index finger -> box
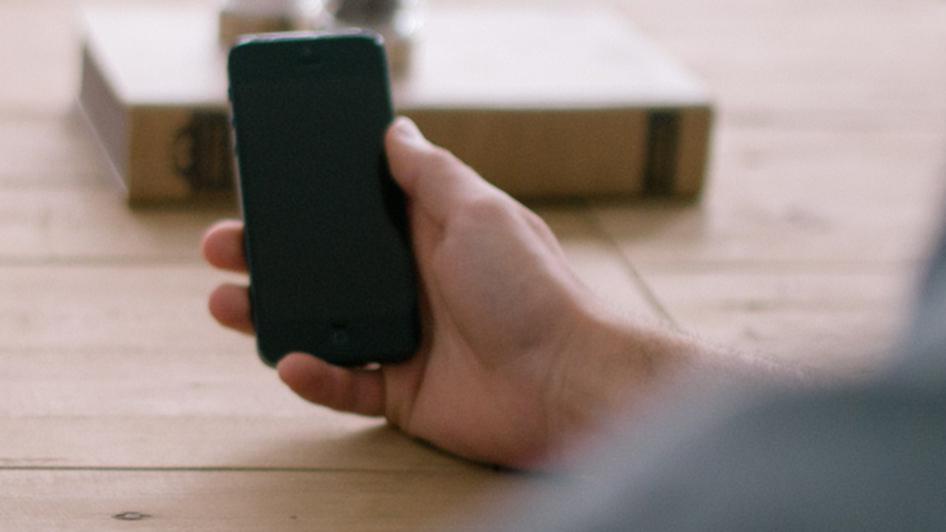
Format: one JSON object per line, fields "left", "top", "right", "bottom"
{"left": 201, "top": 219, "right": 248, "bottom": 273}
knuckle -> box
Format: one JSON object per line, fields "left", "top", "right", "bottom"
{"left": 425, "top": 146, "right": 459, "bottom": 172}
{"left": 526, "top": 210, "right": 558, "bottom": 242}
{"left": 521, "top": 208, "right": 547, "bottom": 230}
{"left": 456, "top": 194, "right": 512, "bottom": 227}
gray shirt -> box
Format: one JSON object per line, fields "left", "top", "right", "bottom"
{"left": 490, "top": 228, "right": 946, "bottom": 531}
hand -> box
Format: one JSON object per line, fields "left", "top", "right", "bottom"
{"left": 203, "top": 118, "right": 667, "bottom": 468}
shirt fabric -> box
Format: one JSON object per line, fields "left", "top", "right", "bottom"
{"left": 488, "top": 226, "right": 946, "bottom": 531}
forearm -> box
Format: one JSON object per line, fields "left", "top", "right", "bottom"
{"left": 548, "top": 303, "right": 809, "bottom": 454}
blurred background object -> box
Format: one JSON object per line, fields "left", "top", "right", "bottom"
{"left": 78, "top": 1, "right": 712, "bottom": 203}
{"left": 327, "top": 0, "right": 421, "bottom": 77}
{"left": 218, "top": 0, "right": 419, "bottom": 77}
{"left": 218, "top": 0, "right": 297, "bottom": 45}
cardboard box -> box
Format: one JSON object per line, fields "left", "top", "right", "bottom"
{"left": 78, "top": 3, "right": 713, "bottom": 203}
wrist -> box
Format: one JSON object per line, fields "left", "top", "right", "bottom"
{"left": 545, "top": 302, "right": 691, "bottom": 454}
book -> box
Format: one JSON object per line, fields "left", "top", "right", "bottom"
{"left": 77, "top": 3, "right": 713, "bottom": 204}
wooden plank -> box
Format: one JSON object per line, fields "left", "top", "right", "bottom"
{"left": 0, "top": 469, "right": 529, "bottom": 531}
{"left": 590, "top": 121, "right": 946, "bottom": 270}
{"left": 0, "top": 347, "right": 321, "bottom": 419}
{"left": 619, "top": 0, "right": 946, "bottom": 114}
{"left": 0, "top": 111, "right": 107, "bottom": 185}
{"left": 530, "top": 204, "right": 664, "bottom": 321}
{"left": 0, "top": 265, "right": 243, "bottom": 352}
{"left": 0, "top": 224, "right": 656, "bottom": 368}
{"left": 0, "top": 416, "right": 473, "bottom": 472}
{"left": 0, "top": 1, "right": 79, "bottom": 114}
{"left": 0, "top": 238, "right": 655, "bottom": 469}
{"left": 0, "top": 262, "right": 472, "bottom": 471}
{"left": 0, "top": 188, "right": 236, "bottom": 262}
{"left": 0, "top": 249, "right": 654, "bottom": 352}
{"left": 643, "top": 271, "right": 914, "bottom": 374}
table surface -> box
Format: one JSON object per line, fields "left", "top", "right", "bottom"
{"left": 2, "top": 0, "right": 945, "bottom": 529}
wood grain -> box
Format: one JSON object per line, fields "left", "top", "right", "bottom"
{"left": 3, "top": 0, "right": 946, "bottom": 529}
{"left": 531, "top": 204, "right": 665, "bottom": 322}
{"left": 0, "top": 227, "right": 657, "bottom": 469}
{"left": 0, "top": 258, "right": 652, "bottom": 361}
{"left": 591, "top": 120, "right": 946, "bottom": 270}
{"left": 644, "top": 271, "right": 914, "bottom": 374}
{"left": 0, "top": 469, "right": 529, "bottom": 532}
{"left": 0, "top": 416, "right": 474, "bottom": 471}
{"left": 619, "top": 0, "right": 946, "bottom": 114}
{"left": 0, "top": 1, "right": 79, "bottom": 114}
{"left": 0, "top": 111, "right": 106, "bottom": 185}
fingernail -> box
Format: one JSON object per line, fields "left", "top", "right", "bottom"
{"left": 392, "top": 117, "right": 424, "bottom": 141}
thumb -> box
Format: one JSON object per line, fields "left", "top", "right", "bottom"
{"left": 385, "top": 117, "right": 496, "bottom": 223}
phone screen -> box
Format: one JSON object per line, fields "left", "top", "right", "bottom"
{"left": 230, "top": 36, "right": 417, "bottom": 365}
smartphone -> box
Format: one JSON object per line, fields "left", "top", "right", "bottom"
{"left": 227, "top": 32, "right": 419, "bottom": 367}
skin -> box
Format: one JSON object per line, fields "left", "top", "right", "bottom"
{"left": 202, "top": 118, "right": 766, "bottom": 469}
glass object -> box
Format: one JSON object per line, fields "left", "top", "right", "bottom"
{"left": 218, "top": 0, "right": 419, "bottom": 76}
{"left": 326, "top": 0, "right": 422, "bottom": 78}
{"left": 219, "top": 0, "right": 298, "bottom": 45}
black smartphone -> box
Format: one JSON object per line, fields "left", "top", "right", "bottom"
{"left": 227, "top": 32, "right": 419, "bottom": 367}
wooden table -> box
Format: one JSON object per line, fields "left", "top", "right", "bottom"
{"left": 2, "top": 0, "right": 945, "bottom": 529}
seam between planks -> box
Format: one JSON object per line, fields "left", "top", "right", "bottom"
{"left": 578, "top": 200, "right": 683, "bottom": 332}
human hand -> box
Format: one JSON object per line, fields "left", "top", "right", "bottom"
{"left": 202, "top": 118, "right": 664, "bottom": 468}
